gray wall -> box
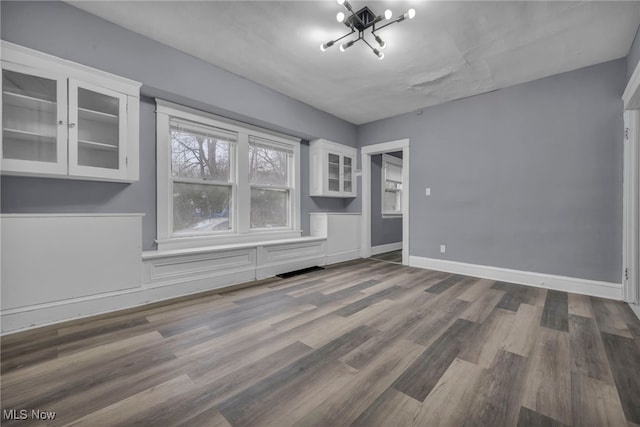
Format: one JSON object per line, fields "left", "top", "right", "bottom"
{"left": 371, "top": 153, "right": 403, "bottom": 247}
{"left": 628, "top": 25, "right": 640, "bottom": 81}
{"left": 359, "top": 59, "right": 626, "bottom": 283}
{"left": 0, "top": 1, "right": 356, "bottom": 250}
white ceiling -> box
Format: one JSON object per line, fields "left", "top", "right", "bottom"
{"left": 68, "top": 1, "right": 640, "bottom": 125}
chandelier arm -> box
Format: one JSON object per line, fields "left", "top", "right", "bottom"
{"left": 324, "top": 28, "right": 356, "bottom": 48}
{"left": 361, "top": 37, "right": 376, "bottom": 53}
{"left": 372, "top": 16, "right": 405, "bottom": 33}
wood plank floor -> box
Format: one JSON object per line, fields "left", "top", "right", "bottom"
{"left": 2, "top": 259, "right": 639, "bottom": 426}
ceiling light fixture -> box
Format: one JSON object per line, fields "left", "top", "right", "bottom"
{"left": 320, "top": 0, "right": 416, "bottom": 59}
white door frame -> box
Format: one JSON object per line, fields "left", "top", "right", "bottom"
{"left": 622, "top": 65, "right": 640, "bottom": 305}
{"left": 360, "top": 139, "right": 410, "bottom": 265}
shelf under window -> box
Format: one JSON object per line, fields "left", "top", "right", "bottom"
{"left": 78, "top": 139, "right": 119, "bottom": 151}
{"left": 3, "top": 90, "right": 57, "bottom": 113}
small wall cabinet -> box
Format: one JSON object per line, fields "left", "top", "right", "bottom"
{"left": 309, "top": 139, "right": 357, "bottom": 197}
{"left": 1, "top": 41, "right": 141, "bottom": 182}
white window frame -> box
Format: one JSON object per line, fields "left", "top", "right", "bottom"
{"left": 381, "top": 153, "right": 403, "bottom": 217}
{"left": 248, "top": 136, "right": 295, "bottom": 230}
{"left": 155, "top": 99, "right": 301, "bottom": 251}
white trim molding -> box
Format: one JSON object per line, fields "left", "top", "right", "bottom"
{"left": 361, "top": 139, "right": 410, "bottom": 266}
{"left": 622, "top": 60, "right": 640, "bottom": 307}
{"left": 409, "top": 256, "right": 623, "bottom": 300}
{"left": 371, "top": 242, "right": 403, "bottom": 256}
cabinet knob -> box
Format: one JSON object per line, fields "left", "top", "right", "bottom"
{"left": 58, "top": 120, "right": 64, "bottom": 125}
{"left": 68, "top": 123, "right": 76, "bottom": 128}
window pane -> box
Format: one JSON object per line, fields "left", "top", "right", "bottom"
{"left": 171, "top": 124, "right": 232, "bottom": 182}
{"left": 386, "top": 162, "right": 402, "bottom": 182}
{"left": 384, "top": 189, "right": 401, "bottom": 213}
{"left": 248, "top": 142, "right": 289, "bottom": 186}
{"left": 251, "top": 188, "right": 288, "bottom": 228}
{"left": 173, "top": 182, "right": 231, "bottom": 234}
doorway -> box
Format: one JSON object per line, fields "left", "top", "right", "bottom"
{"left": 360, "top": 139, "right": 410, "bottom": 265}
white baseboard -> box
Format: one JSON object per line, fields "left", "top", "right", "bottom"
{"left": 325, "top": 250, "right": 362, "bottom": 265}
{"left": 0, "top": 268, "right": 257, "bottom": 334}
{"left": 370, "top": 242, "right": 402, "bottom": 256}
{"left": 409, "top": 256, "right": 623, "bottom": 300}
{"left": 629, "top": 302, "right": 640, "bottom": 320}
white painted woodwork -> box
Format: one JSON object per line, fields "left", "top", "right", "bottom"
{"left": 0, "top": 214, "right": 143, "bottom": 311}
{"left": 310, "top": 212, "right": 361, "bottom": 264}
{"left": 256, "top": 239, "right": 326, "bottom": 279}
{"left": 370, "top": 242, "right": 403, "bottom": 256}
{"left": 309, "top": 139, "right": 357, "bottom": 198}
{"left": 361, "top": 139, "right": 410, "bottom": 265}
{"left": 0, "top": 214, "right": 327, "bottom": 333}
{"left": 409, "top": 255, "right": 623, "bottom": 300}
{"left": 623, "top": 62, "right": 640, "bottom": 311}
{"left": 1, "top": 41, "right": 141, "bottom": 182}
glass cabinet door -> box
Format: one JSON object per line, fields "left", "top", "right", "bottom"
{"left": 328, "top": 152, "right": 340, "bottom": 192}
{"left": 68, "top": 79, "right": 127, "bottom": 179}
{"left": 342, "top": 155, "right": 353, "bottom": 194}
{"left": 1, "top": 64, "right": 67, "bottom": 174}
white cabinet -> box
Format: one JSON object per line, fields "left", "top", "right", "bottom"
{"left": 1, "top": 41, "right": 141, "bottom": 182}
{"left": 309, "top": 139, "right": 357, "bottom": 197}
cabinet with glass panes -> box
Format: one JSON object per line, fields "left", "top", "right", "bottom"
{"left": 1, "top": 42, "right": 140, "bottom": 182}
{"left": 309, "top": 139, "right": 357, "bottom": 197}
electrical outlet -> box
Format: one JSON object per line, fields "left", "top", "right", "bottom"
{"left": 425, "top": 187, "right": 431, "bottom": 196}
{"left": 440, "top": 245, "right": 446, "bottom": 253}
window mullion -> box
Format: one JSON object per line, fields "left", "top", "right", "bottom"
{"left": 237, "top": 132, "right": 250, "bottom": 234}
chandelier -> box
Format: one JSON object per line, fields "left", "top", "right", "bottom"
{"left": 320, "top": 0, "right": 416, "bottom": 60}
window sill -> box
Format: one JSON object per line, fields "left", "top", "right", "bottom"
{"left": 382, "top": 213, "right": 403, "bottom": 218}
{"left": 146, "top": 233, "right": 324, "bottom": 260}
{"left": 155, "top": 229, "right": 304, "bottom": 252}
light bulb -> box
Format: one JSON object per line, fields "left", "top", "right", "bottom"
{"left": 384, "top": 9, "right": 392, "bottom": 20}
{"left": 320, "top": 41, "right": 334, "bottom": 51}
{"left": 407, "top": 8, "right": 416, "bottom": 19}
{"left": 374, "top": 35, "right": 386, "bottom": 49}
{"left": 340, "top": 40, "right": 355, "bottom": 52}
{"left": 336, "top": 12, "right": 345, "bottom": 23}
{"left": 337, "top": 0, "right": 345, "bottom": 5}
{"left": 373, "top": 48, "right": 384, "bottom": 60}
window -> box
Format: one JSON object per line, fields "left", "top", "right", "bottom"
{"left": 156, "top": 100, "right": 301, "bottom": 250}
{"left": 171, "top": 119, "right": 235, "bottom": 236}
{"left": 382, "top": 154, "right": 403, "bottom": 216}
{"left": 249, "top": 137, "right": 293, "bottom": 229}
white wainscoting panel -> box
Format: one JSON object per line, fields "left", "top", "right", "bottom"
{"left": 310, "top": 213, "right": 361, "bottom": 264}
{"left": 409, "top": 255, "right": 623, "bottom": 300}
{"left": 256, "top": 238, "right": 326, "bottom": 279}
{"left": 1, "top": 216, "right": 329, "bottom": 333}
{"left": 1, "top": 214, "right": 143, "bottom": 310}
